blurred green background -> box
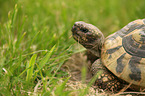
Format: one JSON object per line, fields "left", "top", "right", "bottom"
{"left": 0, "top": 0, "right": 145, "bottom": 95}
{"left": 1, "top": 0, "right": 145, "bottom": 35}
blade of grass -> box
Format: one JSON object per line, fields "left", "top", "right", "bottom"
{"left": 35, "top": 62, "right": 47, "bottom": 93}
{"left": 37, "top": 45, "right": 56, "bottom": 71}
{"left": 81, "top": 66, "right": 87, "bottom": 83}
{"left": 54, "top": 76, "right": 71, "bottom": 96}
{"left": 11, "top": 4, "right": 18, "bottom": 32}
{"left": 28, "top": 31, "right": 40, "bottom": 49}
{"left": 26, "top": 54, "right": 37, "bottom": 81}
{"left": 79, "top": 70, "right": 103, "bottom": 96}
{"left": 15, "top": 32, "right": 26, "bottom": 49}
{"left": 48, "top": 61, "right": 64, "bottom": 85}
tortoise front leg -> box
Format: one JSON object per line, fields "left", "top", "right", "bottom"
{"left": 91, "top": 59, "right": 126, "bottom": 92}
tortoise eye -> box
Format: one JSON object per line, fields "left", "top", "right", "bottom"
{"left": 80, "top": 28, "right": 89, "bottom": 33}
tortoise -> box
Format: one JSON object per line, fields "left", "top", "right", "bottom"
{"left": 71, "top": 19, "right": 145, "bottom": 92}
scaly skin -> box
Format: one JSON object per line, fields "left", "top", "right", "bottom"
{"left": 71, "top": 21, "right": 104, "bottom": 57}
{"left": 71, "top": 21, "right": 126, "bottom": 92}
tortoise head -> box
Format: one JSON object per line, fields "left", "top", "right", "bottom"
{"left": 71, "top": 21, "right": 104, "bottom": 57}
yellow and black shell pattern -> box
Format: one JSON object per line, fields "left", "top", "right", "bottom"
{"left": 101, "top": 19, "right": 145, "bottom": 88}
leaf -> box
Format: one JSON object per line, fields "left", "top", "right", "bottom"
{"left": 55, "top": 76, "right": 71, "bottom": 95}
{"left": 26, "top": 54, "right": 37, "bottom": 81}
{"left": 37, "top": 45, "right": 56, "bottom": 70}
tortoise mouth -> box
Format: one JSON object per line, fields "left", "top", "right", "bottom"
{"left": 71, "top": 25, "right": 78, "bottom": 35}
{"left": 71, "top": 23, "right": 87, "bottom": 41}
{"left": 71, "top": 25, "right": 80, "bottom": 40}
{"left": 71, "top": 23, "right": 95, "bottom": 49}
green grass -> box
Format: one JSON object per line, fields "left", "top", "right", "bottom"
{"left": 0, "top": 0, "right": 145, "bottom": 95}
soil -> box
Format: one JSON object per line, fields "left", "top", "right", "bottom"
{"left": 62, "top": 51, "right": 107, "bottom": 95}
{"left": 62, "top": 51, "right": 145, "bottom": 96}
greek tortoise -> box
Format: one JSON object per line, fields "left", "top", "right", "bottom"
{"left": 71, "top": 19, "right": 145, "bottom": 92}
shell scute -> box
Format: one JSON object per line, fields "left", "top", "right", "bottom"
{"left": 102, "top": 19, "right": 145, "bottom": 87}
{"left": 128, "top": 56, "right": 141, "bottom": 81}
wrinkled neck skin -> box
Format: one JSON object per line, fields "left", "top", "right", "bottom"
{"left": 87, "top": 36, "right": 104, "bottom": 57}
{"left": 72, "top": 21, "right": 105, "bottom": 57}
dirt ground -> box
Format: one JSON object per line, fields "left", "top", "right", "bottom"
{"left": 62, "top": 51, "right": 145, "bottom": 96}
{"left": 63, "top": 52, "right": 92, "bottom": 82}
{"left": 62, "top": 52, "right": 108, "bottom": 96}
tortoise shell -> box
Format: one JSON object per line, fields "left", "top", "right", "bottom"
{"left": 101, "top": 19, "right": 145, "bottom": 88}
